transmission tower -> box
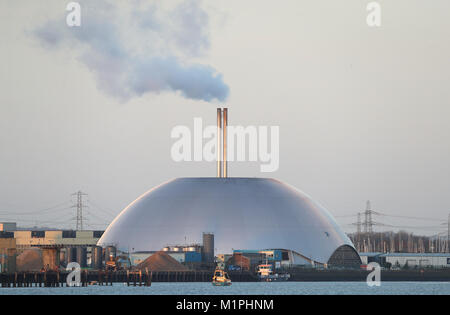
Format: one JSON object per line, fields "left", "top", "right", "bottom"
{"left": 357, "top": 212, "right": 362, "bottom": 234}
{"left": 363, "top": 200, "right": 374, "bottom": 234}
{"left": 72, "top": 191, "right": 87, "bottom": 231}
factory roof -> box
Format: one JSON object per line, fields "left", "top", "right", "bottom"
{"left": 359, "top": 252, "right": 383, "bottom": 257}
{"left": 233, "top": 249, "right": 291, "bottom": 255}
{"left": 360, "top": 252, "right": 450, "bottom": 257}
{"left": 381, "top": 253, "right": 450, "bottom": 257}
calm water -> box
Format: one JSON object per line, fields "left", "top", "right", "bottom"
{"left": 0, "top": 282, "right": 449, "bottom": 295}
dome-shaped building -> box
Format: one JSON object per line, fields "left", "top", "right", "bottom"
{"left": 98, "top": 177, "right": 361, "bottom": 267}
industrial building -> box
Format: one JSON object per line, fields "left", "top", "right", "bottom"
{"left": 359, "top": 252, "right": 450, "bottom": 269}
{"left": 98, "top": 109, "right": 361, "bottom": 268}
{"left": 13, "top": 230, "right": 104, "bottom": 248}
{"left": 97, "top": 177, "right": 362, "bottom": 267}
{"left": 231, "top": 249, "right": 317, "bottom": 269}
{"left": 0, "top": 235, "right": 16, "bottom": 273}
{"left": 0, "top": 226, "right": 105, "bottom": 271}
{"left": 130, "top": 233, "right": 213, "bottom": 267}
{"left": 0, "top": 222, "right": 17, "bottom": 232}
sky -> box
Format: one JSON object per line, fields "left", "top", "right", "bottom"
{"left": 0, "top": 0, "right": 449, "bottom": 235}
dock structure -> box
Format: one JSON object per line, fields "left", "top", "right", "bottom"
{"left": 0, "top": 270, "right": 260, "bottom": 287}
{"left": 1, "top": 269, "right": 450, "bottom": 287}
{"left": 0, "top": 270, "right": 151, "bottom": 287}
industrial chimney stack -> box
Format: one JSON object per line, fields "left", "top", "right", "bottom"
{"left": 216, "top": 108, "right": 228, "bottom": 178}
{"left": 217, "top": 108, "right": 222, "bottom": 178}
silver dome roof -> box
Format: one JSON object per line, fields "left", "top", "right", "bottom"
{"left": 98, "top": 178, "right": 355, "bottom": 264}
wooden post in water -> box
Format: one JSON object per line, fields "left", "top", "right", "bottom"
{"left": 145, "top": 268, "right": 152, "bottom": 287}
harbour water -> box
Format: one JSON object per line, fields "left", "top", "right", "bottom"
{"left": 0, "top": 282, "right": 449, "bottom": 295}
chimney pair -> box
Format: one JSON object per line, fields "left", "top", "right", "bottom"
{"left": 217, "top": 108, "right": 228, "bottom": 178}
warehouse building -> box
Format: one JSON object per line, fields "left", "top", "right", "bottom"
{"left": 359, "top": 252, "right": 450, "bottom": 269}
{"left": 232, "top": 249, "right": 314, "bottom": 269}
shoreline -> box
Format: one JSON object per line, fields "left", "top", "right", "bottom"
{"left": 1, "top": 269, "right": 450, "bottom": 287}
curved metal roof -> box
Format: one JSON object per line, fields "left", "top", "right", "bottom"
{"left": 98, "top": 178, "right": 355, "bottom": 264}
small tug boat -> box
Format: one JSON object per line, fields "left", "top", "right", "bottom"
{"left": 257, "top": 264, "right": 290, "bottom": 282}
{"left": 212, "top": 267, "right": 232, "bottom": 286}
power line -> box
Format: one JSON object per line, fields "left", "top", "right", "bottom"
{"left": 0, "top": 192, "right": 120, "bottom": 231}
{"left": 0, "top": 201, "right": 72, "bottom": 216}
{"left": 347, "top": 201, "right": 448, "bottom": 235}
{"left": 86, "top": 200, "right": 117, "bottom": 218}
{"left": 338, "top": 210, "right": 446, "bottom": 223}
{"left": 376, "top": 213, "right": 446, "bottom": 223}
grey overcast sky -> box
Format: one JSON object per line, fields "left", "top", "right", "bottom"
{"left": 0, "top": 0, "right": 449, "bottom": 235}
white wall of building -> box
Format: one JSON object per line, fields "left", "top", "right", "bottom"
{"left": 386, "top": 255, "right": 450, "bottom": 268}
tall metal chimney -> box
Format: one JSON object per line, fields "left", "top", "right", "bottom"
{"left": 222, "top": 108, "right": 228, "bottom": 178}
{"left": 216, "top": 108, "right": 222, "bottom": 178}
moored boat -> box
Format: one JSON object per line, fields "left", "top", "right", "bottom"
{"left": 212, "top": 267, "right": 232, "bottom": 286}
{"left": 257, "top": 264, "right": 290, "bottom": 282}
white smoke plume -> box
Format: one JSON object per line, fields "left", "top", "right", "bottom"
{"left": 34, "top": 0, "right": 229, "bottom": 103}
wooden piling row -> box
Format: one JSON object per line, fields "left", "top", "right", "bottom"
{"left": 125, "top": 269, "right": 151, "bottom": 287}
{"left": 0, "top": 271, "right": 65, "bottom": 287}
{"left": 1, "top": 269, "right": 248, "bottom": 287}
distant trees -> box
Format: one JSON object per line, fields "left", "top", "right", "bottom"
{"left": 349, "top": 231, "right": 447, "bottom": 254}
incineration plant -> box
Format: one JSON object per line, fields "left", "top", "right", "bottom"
{"left": 98, "top": 108, "right": 361, "bottom": 268}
